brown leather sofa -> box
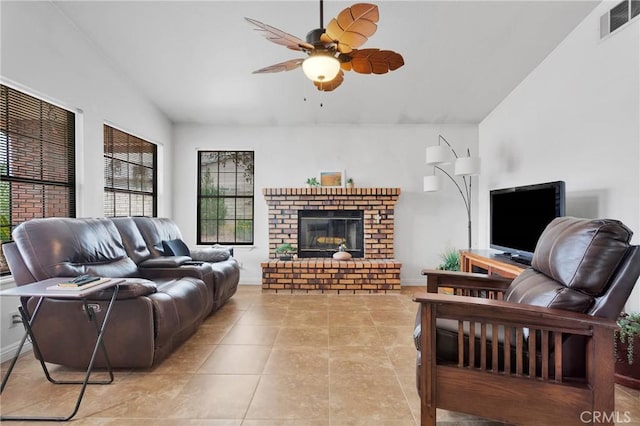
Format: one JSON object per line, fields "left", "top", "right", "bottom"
{"left": 3, "top": 217, "right": 240, "bottom": 369}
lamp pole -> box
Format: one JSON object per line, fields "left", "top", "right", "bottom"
{"left": 431, "top": 135, "right": 474, "bottom": 249}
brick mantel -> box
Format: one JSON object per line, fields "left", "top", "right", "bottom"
{"left": 263, "top": 187, "right": 401, "bottom": 259}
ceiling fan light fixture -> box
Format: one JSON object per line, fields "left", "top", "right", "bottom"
{"left": 302, "top": 53, "right": 340, "bottom": 83}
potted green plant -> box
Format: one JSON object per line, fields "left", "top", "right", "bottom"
{"left": 614, "top": 312, "right": 640, "bottom": 389}
{"left": 275, "top": 243, "right": 296, "bottom": 260}
{"left": 305, "top": 177, "right": 319, "bottom": 188}
{"left": 346, "top": 178, "right": 354, "bottom": 188}
{"left": 437, "top": 247, "right": 460, "bottom": 271}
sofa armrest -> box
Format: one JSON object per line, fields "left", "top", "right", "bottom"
{"left": 139, "top": 256, "right": 192, "bottom": 268}
{"left": 190, "top": 246, "right": 233, "bottom": 262}
{"left": 421, "top": 269, "right": 513, "bottom": 297}
{"left": 84, "top": 278, "right": 157, "bottom": 300}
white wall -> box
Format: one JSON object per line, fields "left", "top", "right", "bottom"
{"left": 172, "top": 124, "right": 478, "bottom": 286}
{"left": 0, "top": 1, "right": 173, "bottom": 217}
{"left": 479, "top": 1, "right": 640, "bottom": 312}
{"left": 0, "top": 1, "right": 173, "bottom": 360}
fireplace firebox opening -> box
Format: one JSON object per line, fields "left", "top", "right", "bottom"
{"left": 298, "top": 210, "right": 364, "bottom": 258}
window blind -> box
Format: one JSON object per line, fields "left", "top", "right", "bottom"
{"left": 0, "top": 84, "right": 76, "bottom": 274}
{"left": 103, "top": 125, "right": 157, "bottom": 217}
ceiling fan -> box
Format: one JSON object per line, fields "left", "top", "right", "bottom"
{"left": 245, "top": 1, "right": 404, "bottom": 92}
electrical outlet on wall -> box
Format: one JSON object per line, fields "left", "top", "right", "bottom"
{"left": 8, "top": 310, "right": 21, "bottom": 328}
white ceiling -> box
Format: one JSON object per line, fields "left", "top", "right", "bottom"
{"left": 52, "top": 0, "right": 599, "bottom": 126}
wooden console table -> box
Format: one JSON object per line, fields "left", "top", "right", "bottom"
{"left": 460, "top": 250, "right": 526, "bottom": 279}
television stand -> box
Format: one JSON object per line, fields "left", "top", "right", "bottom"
{"left": 460, "top": 249, "right": 527, "bottom": 279}
{"left": 493, "top": 252, "right": 532, "bottom": 266}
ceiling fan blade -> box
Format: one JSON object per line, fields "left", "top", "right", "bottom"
{"left": 252, "top": 58, "right": 304, "bottom": 74}
{"left": 245, "top": 17, "right": 314, "bottom": 52}
{"left": 348, "top": 49, "right": 404, "bottom": 74}
{"left": 324, "top": 3, "right": 379, "bottom": 54}
{"left": 314, "top": 70, "right": 344, "bottom": 91}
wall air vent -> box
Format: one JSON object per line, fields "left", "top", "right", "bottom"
{"left": 600, "top": 0, "right": 640, "bottom": 38}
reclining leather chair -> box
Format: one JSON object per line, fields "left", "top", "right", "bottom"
{"left": 413, "top": 217, "right": 640, "bottom": 426}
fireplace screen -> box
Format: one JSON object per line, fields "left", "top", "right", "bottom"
{"left": 298, "top": 210, "right": 364, "bottom": 258}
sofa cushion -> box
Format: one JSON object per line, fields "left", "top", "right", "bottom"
{"left": 162, "top": 239, "right": 191, "bottom": 257}
{"left": 132, "top": 217, "right": 184, "bottom": 257}
{"left": 505, "top": 269, "right": 594, "bottom": 313}
{"left": 110, "top": 217, "right": 152, "bottom": 264}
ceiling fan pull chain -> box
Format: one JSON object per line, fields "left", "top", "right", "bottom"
{"left": 320, "top": 0, "right": 324, "bottom": 29}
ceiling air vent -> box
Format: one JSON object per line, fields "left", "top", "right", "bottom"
{"left": 600, "top": 0, "right": 640, "bottom": 38}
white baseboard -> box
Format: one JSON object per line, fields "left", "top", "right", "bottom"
{"left": 1, "top": 340, "right": 32, "bottom": 364}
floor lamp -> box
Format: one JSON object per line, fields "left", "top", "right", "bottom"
{"left": 423, "top": 135, "right": 481, "bottom": 249}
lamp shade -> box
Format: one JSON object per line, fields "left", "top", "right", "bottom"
{"left": 426, "top": 146, "right": 449, "bottom": 165}
{"left": 423, "top": 175, "right": 441, "bottom": 192}
{"left": 302, "top": 54, "right": 340, "bottom": 82}
{"left": 454, "top": 156, "right": 481, "bottom": 176}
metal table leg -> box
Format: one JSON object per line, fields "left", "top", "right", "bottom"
{"left": 1, "top": 285, "right": 119, "bottom": 421}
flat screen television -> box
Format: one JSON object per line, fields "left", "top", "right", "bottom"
{"left": 490, "top": 181, "right": 566, "bottom": 264}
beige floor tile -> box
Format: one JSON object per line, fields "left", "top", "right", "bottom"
{"left": 330, "top": 374, "right": 414, "bottom": 422}
{"left": 219, "top": 324, "right": 280, "bottom": 345}
{"left": 263, "top": 346, "right": 329, "bottom": 375}
{"left": 329, "top": 310, "right": 375, "bottom": 327}
{"left": 204, "top": 304, "right": 245, "bottom": 328}
{"left": 274, "top": 326, "right": 329, "bottom": 347}
{"left": 330, "top": 420, "right": 417, "bottom": 426}
{"left": 242, "top": 420, "right": 328, "bottom": 426}
{"left": 150, "top": 341, "right": 216, "bottom": 374}
{"left": 167, "top": 374, "right": 260, "bottom": 419}
{"left": 369, "top": 309, "right": 417, "bottom": 326}
{"left": 253, "top": 293, "right": 293, "bottom": 307}
{"left": 329, "top": 346, "right": 395, "bottom": 376}
{"left": 79, "top": 373, "right": 192, "bottom": 419}
{"left": 188, "top": 324, "right": 231, "bottom": 345}
{"left": 283, "top": 309, "right": 328, "bottom": 327}
{"left": 74, "top": 421, "right": 241, "bottom": 426}
{"left": 386, "top": 345, "right": 420, "bottom": 377}
{"left": 397, "top": 374, "right": 421, "bottom": 422}
{"left": 236, "top": 306, "right": 289, "bottom": 326}
{"left": 198, "top": 344, "right": 271, "bottom": 374}
{"left": 2, "top": 286, "right": 637, "bottom": 425}
{"left": 376, "top": 325, "right": 417, "bottom": 347}
{"left": 327, "top": 295, "right": 369, "bottom": 311}
{"left": 363, "top": 294, "right": 410, "bottom": 311}
{"left": 245, "top": 374, "right": 330, "bottom": 421}
{"left": 329, "top": 325, "right": 383, "bottom": 347}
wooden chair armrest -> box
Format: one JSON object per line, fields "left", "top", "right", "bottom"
{"left": 421, "top": 269, "right": 513, "bottom": 296}
{"left": 412, "top": 291, "right": 617, "bottom": 331}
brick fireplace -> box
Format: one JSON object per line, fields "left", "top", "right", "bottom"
{"left": 261, "top": 187, "right": 402, "bottom": 293}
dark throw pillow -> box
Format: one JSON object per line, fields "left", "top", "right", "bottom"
{"left": 162, "top": 239, "right": 191, "bottom": 257}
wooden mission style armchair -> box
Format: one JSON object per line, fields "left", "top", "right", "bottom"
{"left": 413, "top": 217, "right": 640, "bottom": 426}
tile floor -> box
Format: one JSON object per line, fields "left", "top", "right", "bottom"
{"left": 1, "top": 285, "right": 638, "bottom": 425}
